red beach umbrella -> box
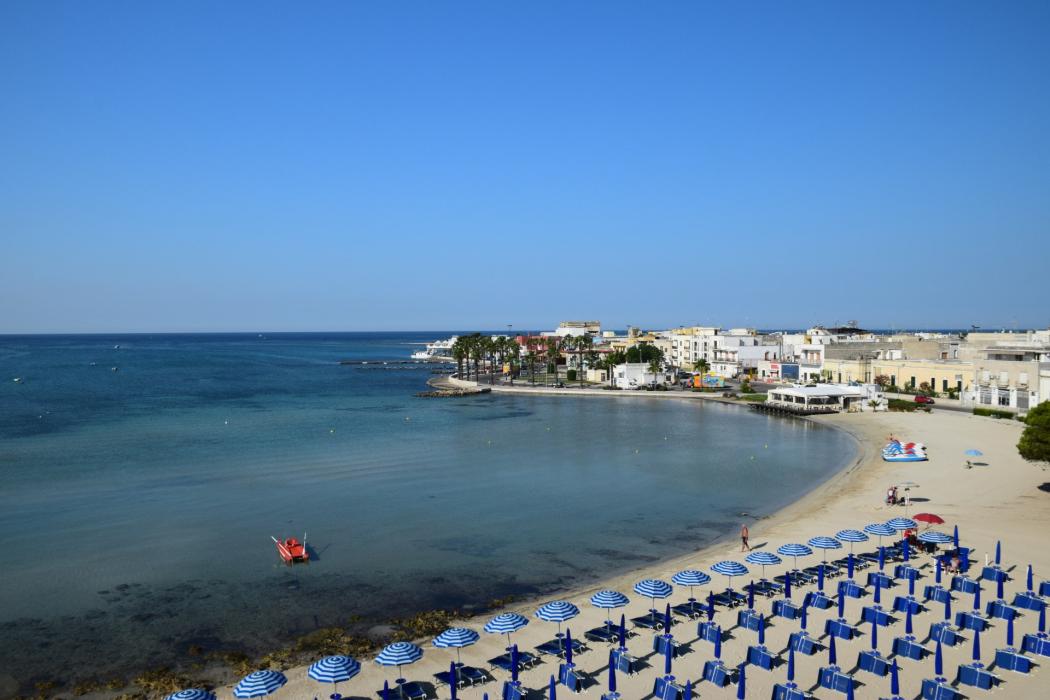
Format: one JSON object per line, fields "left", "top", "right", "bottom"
{"left": 913, "top": 513, "right": 944, "bottom": 525}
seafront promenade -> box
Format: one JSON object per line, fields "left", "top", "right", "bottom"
{"left": 256, "top": 408, "right": 1049, "bottom": 699}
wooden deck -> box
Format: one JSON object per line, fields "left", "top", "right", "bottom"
{"left": 749, "top": 401, "right": 839, "bottom": 416}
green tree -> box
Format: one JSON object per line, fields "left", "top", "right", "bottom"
{"left": 626, "top": 344, "right": 663, "bottom": 364}
{"left": 692, "top": 358, "right": 710, "bottom": 375}
{"left": 574, "top": 335, "right": 593, "bottom": 386}
{"left": 525, "top": 350, "right": 538, "bottom": 385}
{"left": 648, "top": 358, "right": 662, "bottom": 384}
{"left": 1018, "top": 401, "right": 1050, "bottom": 465}
{"left": 451, "top": 337, "right": 467, "bottom": 379}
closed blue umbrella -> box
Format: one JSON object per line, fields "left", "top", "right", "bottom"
{"left": 308, "top": 655, "right": 361, "bottom": 685}
{"left": 672, "top": 569, "right": 711, "bottom": 602}
{"left": 837, "top": 585, "right": 845, "bottom": 618}
{"left": 878, "top": 547, "right": 886, "bottom": 571}
{"left": 548, "top": 674, "right": 556, "bottom": 700}
{"left": 618, "top": 614, "right": 626, "bottom": 649}
{"left": 736, "top": 663, "right": 746, "bottom": 700}
{"left": 375, "top": 642, "right": 424, "bottom": 686}
{"left": 433, "top": 627, "right": 480, "bottom": 665}
{"left": 847, "top": 554, "right": 854, "bottom": 579}
{"left": 663, "top": 604, "right": 672, "bottom": 635}
{"left": 787, "top": 644, "right": 796, "bottom": 683}
{"left": 744, "top": 551, "right": 782, "bottom": 580}
{"left": 874, "top": 575, "right": 881, "bottom": 605}
{"left": 510, "top": 644, "right": 519, "bottom": 682}
{"left": 234, "top": 671, "right": 287, "bottom": 699}
{"left": 908, "top": 573, "right": 916, "bottom": 597}
{"left": 936, "top": 558, "right": 942, "bottom": 585}
{"left": 1027, "top": 564, "right": 1034, "bottom": 592}
{"left": 1007, "top": 615, "right": 1015, "bottom": 647}
{"left": 903, "top": 538, "right": 910, "bottom": 562}
{"left": 997, "top": 576, "right": 1005, "bottom": 601}
{"left": 1041, "top": 605, "right": 1047, "bottom": 633}
{"left": 891, "top": 658, "right": 900, "bottom": 696}
{"left": 800, "top": 602, "right": 808, "bottom": 631}
{"left": 590, "top": 590, "right": 629, "bottom": 626}
{"left": 484, "top": 613, "right": 529, "bottom": 647}
{"left": 935, "top": 638, "right": 944, "bottom": 676}
{"left": 776, "top": 543, "right": 813, "bottom": 571}
{"left": 944, "top": 592, "right": 951, "bottom": 621}
{"left": 973, "top": 585, "right": 981, "bottom": 611}
{"left": 972, "top": 626, "right": 981, "bottom": 662}
{"left": 607, "top": 650, "right": 617, "bottom": 694}
{"left": 784, "top": 570, "right": 792, "bottom": 600}
{"left": 382, "top": 680, "right": 390, "bottom": 700}
{"left": 710, "top": 560, "right": 749, "bottom": 592}
{"left": 817, "top": 564, "right": 825, "bottom": 592}
{"left": 714, "top": 628, "right": 722, "bottom": 659}
{"left": 747, "top": 580, "right": 755, "bottom": 610}
{"left": 664, "top": 638, "right": 672, "bottom": 675}
{"left": 633, "top": 578, "right": 673, "bottom": 612}
{"left": 706, "top": 591, "right": 715, "bottom": 621}
{"left": 871, "top": 616, "right": 878, "bottom": 651}
{"left": 995, "top": 541, "right": 1002, "bottom": 566}
{"left": 829, "top": 633, "right": 837, "bottom": 665}
{"left": 953, "top": 525, "right": 960, "bottom": 548}
{"left": 846, "top": 677, "right": 854, "bottom": 700}
{"left": 758, "top": 613, "right": 765, "bottom": 645}
{"left": 684, "top": 680, "right": 692, "bottom": 699}
{"left": 536, "top": 601, "right": 580, "bottom": 636}
{"left": 906, "top": 606, "right": 913, "bottom": 635}
{"left": 564, "top": 629, "right": 574, "bottom": 666}
{"left": 166, "top": 691, "right": 216, "bottom": 700}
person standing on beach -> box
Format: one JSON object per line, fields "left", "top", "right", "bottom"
{"left": 741, "top": 524, "right": 751, "bottom": 552}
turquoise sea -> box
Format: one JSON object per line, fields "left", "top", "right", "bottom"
{"left": 0, "top": 333, "right": 855, "bottom": 689}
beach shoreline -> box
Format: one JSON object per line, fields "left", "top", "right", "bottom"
{"left": 32, "top": 402, "right": 1049, "bottom": 700}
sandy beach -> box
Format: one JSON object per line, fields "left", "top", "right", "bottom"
{"left": 224, "top": 407, "right": 1048, "bottom": 700}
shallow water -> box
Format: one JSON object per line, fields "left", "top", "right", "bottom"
{"left": 0, "top": 333, "right": 855, "bottom": 687}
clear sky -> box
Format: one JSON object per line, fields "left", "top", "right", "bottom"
{"left": 2, "top": 1, "right": 1048, "bottom": 333}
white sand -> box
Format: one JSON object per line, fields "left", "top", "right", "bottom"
{"left": 233, "top": 409, "right": 1050, "bottom": 699}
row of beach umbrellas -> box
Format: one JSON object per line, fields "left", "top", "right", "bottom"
{"left": 167, "top": 518, "right": 966, "bottom": 699}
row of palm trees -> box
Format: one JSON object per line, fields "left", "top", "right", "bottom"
{"left": 451, "top": 334, "right": 521, "bottom": 385}
{"left": 451, "top": 333, "right": 606, "bottom": 387}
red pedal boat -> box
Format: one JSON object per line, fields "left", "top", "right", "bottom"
{"left": 272, "top": 534, "right": 309, "bottom": 563}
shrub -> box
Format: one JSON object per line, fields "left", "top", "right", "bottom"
{"left": 888, "top": 399, "right": 919, "bottom": 412}
{"left": 1018, "top": 401, "right": 1050, "bottom": 464}
{"left": 566, "top": 369, "right": 577, "bottom": 381}
{"left": 973, "top": 407, "right": 1015, "bottom": 419}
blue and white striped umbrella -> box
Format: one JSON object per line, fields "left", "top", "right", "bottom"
{"left": 233, "top": 671, "right": 287, "bottom": 699}
{"left": 808, "top": 536, "right": 842, "bottom": 562}
{"left": 536, "top": 601, "right": 580, "bottom": 623}
{"left": 918, "top": 531, "right": 954, "bottom": 544}
{"left": 776, "top": 543, "right": 813, "bottom": 569}
{"left": 433, "top": 627, "right": 479, "bottom": 665}
{"left": 484, "top": 613, "right": 529, "bottom": 645}
{"left": 886, "top": 517, "right": 918, "bottom": 531}
{"left": 710, "top": 560, "right": 749, "bottom": 589}
{"left": 745, "top": 551, "right": 782, "bottom": 579}
{"left": 375, "top": 641, "right": 424, "bottom": 667}
{"left": 864, "top": 523, "right": 895, "bottom": 537}
{"left": 672, "top": 570, "right": 711, "bottom": 600}
{"left": 634, "top": 579, "right": 673, "bottom": 609}
{"left": 591, "top": 589, "right": 629, "bottom": 623}
{"left": 166, "top": 691, "right": 216, "bottom": 700}
{"left": 308, "top": 656, "right": 361, "bottom": 684}
{"left": 836, "top": 529, "right": 869, "bottom": 543}
{"left": 535, "top": 601, "right": 579, "bottom": 635}
{"left": 434, "top": 627, "right": 480, "bottom": 649}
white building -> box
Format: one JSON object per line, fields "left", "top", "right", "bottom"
{"left": 612, "top": 363, "right": 674, "bottom": 389}
{"left": 766, "top": 383, "right": 883, "bottom": 413}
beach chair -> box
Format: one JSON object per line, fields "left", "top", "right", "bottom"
{"left": 375, "top": 681, "right": 427, "bottom": 700}
{"left": 460, "top": 666, "right": 490, "bottom": 685}
{"left": 752, "top": 579, "right": 783, "bottom": 597}
{"left": 631, "top": 610, "right": 667, "bottom": 629}
{"left": 671, "top": 600, "right": 706, "bottom": 618}
{"left": 584, "top": 625, "right": 618, "bottom": 644}
{"left": 433, "top": 668, "right": 470, "bottom": 690}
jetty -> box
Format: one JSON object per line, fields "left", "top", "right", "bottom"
{"left": 416, "top": 387, "right": 491, "bottom": 398}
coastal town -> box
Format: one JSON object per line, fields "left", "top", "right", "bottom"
{"left": 420, "top": 322, "right": 1050, "bottom": 419}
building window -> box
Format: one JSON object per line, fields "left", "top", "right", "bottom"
{"left": 998, "top": 390, "right": 1010, "bottom": 407}
{"left": 910, "top": 376, "right": 916, "bottom": 388}
{"left": 942, "top": 379, "right": 948, "bottom": 392}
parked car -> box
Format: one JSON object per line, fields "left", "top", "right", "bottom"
{"left": 914, "top": 395, "right": 935, "bottom": 404}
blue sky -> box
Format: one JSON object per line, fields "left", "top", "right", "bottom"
{"left": 2, "top": 1, "right": 1048, "bottom": 333}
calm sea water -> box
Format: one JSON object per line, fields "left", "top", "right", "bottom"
{"left": 0, "top": 333, "right": 855, "bottom": 688}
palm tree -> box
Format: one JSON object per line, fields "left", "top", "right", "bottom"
{"left": 506, "top": 341, "right": 520, "bottom": 385}
{"left": 692, "top": 358, "right": 710, "bottom": 375}
{"left": 648, "top": 357, "right": 662, "bottom": 386}
{"left": 574, "top": 335, "right": 593, "bottom": 386}
{"left": 525, "top": 350, "right": 538, "bottom": 385}
{"left": 451, "top": 337, "right": 467, "bottom": 379}
{"left": 545, "top": 336, "right": 561, "bottom": 386}
{"left": 467, "top": 333, "right": 484, "bottom": 384}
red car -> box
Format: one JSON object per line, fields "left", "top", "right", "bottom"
{"left": 914, "top": 395, "right": 935, "bottom": 405}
